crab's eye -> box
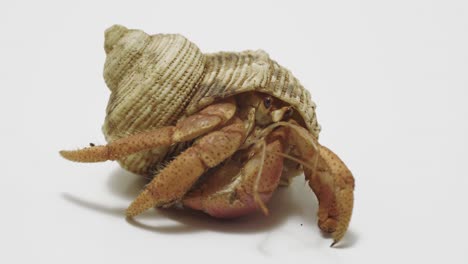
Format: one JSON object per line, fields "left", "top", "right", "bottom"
{"left": 284, "top": 107, "right": 293, "bottom": 119}
{"left": 263, "top": 97, "right": 272, "bottom": 109}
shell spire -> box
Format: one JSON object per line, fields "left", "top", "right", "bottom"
{"left": 104, "top": 24, "right": 128, "bottom": 54}
{"left": 101, "top": 25, "right": 206, "bottom": 175}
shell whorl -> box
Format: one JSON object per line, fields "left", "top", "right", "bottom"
{"left": 102, "top": 25, "right": 205, "bottom": 175}
{"left": 101, "top": 25, "right": 320, "bottom": 175}
{"left": 187, "top": 50, "right": 321, "bottom": 138}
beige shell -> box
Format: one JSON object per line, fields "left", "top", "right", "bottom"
{"left": 187, "top": 50, "right": 320, "bottom": 137}
{"left": 102, "top": 25, "right": 205, "bottom": 175}
{"left": 102, "top": 25, "right": 320, "bottom": 176}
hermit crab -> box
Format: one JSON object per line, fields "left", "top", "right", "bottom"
{"left": 60, "top": 25, "right": 355, "bottom": 246}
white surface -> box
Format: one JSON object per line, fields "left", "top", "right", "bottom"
{"left": 1, "top": 0, "right": 467, "bottom": 263}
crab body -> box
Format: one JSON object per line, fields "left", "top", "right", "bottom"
{"left": 61, "top": 25, "right": 354, "bottom": 246}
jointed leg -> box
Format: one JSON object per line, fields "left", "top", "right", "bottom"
{"left": 310, "top": 146, "right": 354, "bottom": 246}
{"left": 126, "top": 117, "right": 246, "bottom": 217}
{"left": 183, "top": 129, "right": 286, "bottom": 218}
{"left": 60, "top": 99, "right": 236, "bottom": 162}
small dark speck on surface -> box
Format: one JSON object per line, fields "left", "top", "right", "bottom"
{"left": 89, "top": 143, "right": 95, "bottom": 147}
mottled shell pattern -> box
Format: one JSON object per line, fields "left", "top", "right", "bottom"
{"left": 102, "top": 25, "right": 320, "bottom": 175}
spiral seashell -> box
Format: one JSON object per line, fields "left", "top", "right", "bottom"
{"left": 102, "top": 25, "right": 205, "bottom": 175}
{"left": 101, "top": 25, "right": 319, "bottom": 176}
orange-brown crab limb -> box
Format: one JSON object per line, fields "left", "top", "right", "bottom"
{"left": 59, "top": 99, "right": 236, "bottom": 162}
{"left": 285, "top": 122, "right": 355, "bottom": 245}
{"left": 126, "top": 118, "right": 246, "bottom": 217}
{"left": 183, "top": 130, "right": 286, "bottom": 218}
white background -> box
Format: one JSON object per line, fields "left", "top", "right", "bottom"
{"left": 1, "top": 0, "right": 467, "bottom": 263}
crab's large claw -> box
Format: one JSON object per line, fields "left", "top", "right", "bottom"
{"left": 314, "top": 145, "right": 354, "bottom": 245}
{"left": 183, "top": 130, "right": 286, "bottom": 218}
{"left": 287, "top": 123, "right": 355, "bottom": 246}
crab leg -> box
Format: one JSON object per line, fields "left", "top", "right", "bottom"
{"left": 183, "top": 129, "right": 286, "bottom": 218}
{"left": 286, "top": 123, "right": 355, "bottom": 245}
{"left": 126, "top": 118, "right": 246, "bottom": 217}
{"left": 59, "top": 99, "right": 236, "bottom": 162}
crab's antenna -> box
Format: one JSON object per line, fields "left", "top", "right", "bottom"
{"left": 253, "top": 140, "right": 269, "bottom": 215}
{"left": 260, "top": 121, "right": 320, "bottom": 178}
{"left": 269, "top": 151, "right": 316, "bottom": 171}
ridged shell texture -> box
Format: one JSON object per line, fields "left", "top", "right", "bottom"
{"left": 102, "top": 25, "right": 319, "bottom": 175}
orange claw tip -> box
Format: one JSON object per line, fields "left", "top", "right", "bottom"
{"left": 59, "top": 150, "right": 73, "bottom": 160}
{"left": 59, "top": 149, "right": 88, "bottom": 162}
{"left": 126, "top": 190, "right": 156, "bottom": 217}
{"left": 59, "top": 146, "right": 109, "bottom": 162}
{"left": 330, "top": 229, "right": 347, "bottom": 247}
{"left": 125, "top": 210, "right": 136, "bottom": 218}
